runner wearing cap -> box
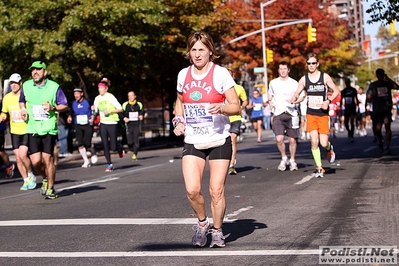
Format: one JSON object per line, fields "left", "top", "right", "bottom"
{"left": 19, "top": 61, "right": 69, "bottom": 199}
{"left": 67, "top": 88, "right": 97, "bottom": 168}
{"left": 0, "top": 73, "right": 35, "bottom": 187}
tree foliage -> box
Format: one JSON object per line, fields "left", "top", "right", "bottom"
{"left": 365, "top": 0, "right": 399, "bottom": 25}
{"left": 0, "top": 0, "right": 365, "bottom": 105}
{"left": 220, "top": 0, "right": 357, "bottom": 84}
{"left": 0, "top": 0, "right": 232, "bottom": 104}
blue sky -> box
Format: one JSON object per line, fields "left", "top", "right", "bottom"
{"left": 363, "top": 0, "right": 387, "bottom": 53}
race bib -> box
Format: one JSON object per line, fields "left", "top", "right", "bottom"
{"left": 76, "top": 114, "right": 88, "bottom": 125}
{"left": 377, "top": 87, "right": 388, "bottom": 97}
{"left": 254, "top": 103, "right": 262, "bottom": 111}
{"left": 184, "top": 103, "right": 213, "bottom": 136}
{"left": 308, "top": 95, "right": 324, "bottom": 109}
{"left": 31, "top": 105, "right": 48, "bottom": 120}
{"left": 344, "top": 97, "right": 353, "bottom": 104}
{"left": 129, "top": 111, "right": 139, "bottom": 121}
{"left": 10, "top": 110, "right": 24, "bottom": 123}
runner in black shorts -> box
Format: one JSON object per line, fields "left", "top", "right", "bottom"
{"left": 20, "top": 61, "right": 69, "bottom": 199}
{"left": 340, "top": 78, "right": 358, "bottom": 142}
{"left": 183, "top": 136, "right": 232, "bottom": 160}
{"left": 67, "top": 88, "right": 97, "bottom": 168}
{"left": 367, "top": 68, "right": 399, "bottom": 154}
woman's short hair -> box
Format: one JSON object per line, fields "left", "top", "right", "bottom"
{"left": 185, "top": 31, "right": 219, "bottom": 63}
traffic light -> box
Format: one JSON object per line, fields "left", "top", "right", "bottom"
{"left": 308, "top": 25, "right": 316, "bottom": 42}
{"left": 266, "top": 48, "right": 273, "bottom": 63}
{"left": 390, "top": 21, "right": 396, "bottom": 35}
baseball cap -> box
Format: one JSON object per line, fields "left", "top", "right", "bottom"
{"left": 9, "top": 73, "right": 22, "bottom": 83}
{"left": 73, "top": 88, "right": 83, "bottom": 92}
{"left": 28, "top": 61, "right": 47, "bottom": 70}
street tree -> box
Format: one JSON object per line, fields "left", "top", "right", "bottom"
{"left": 220, "top": 0, "right": 356, "bottom": 84}
{"left": 0, "top": 0, "right": 232, "bottom": 104}
{"left": 365, "top": 0, "right": 399, "bottom": 25}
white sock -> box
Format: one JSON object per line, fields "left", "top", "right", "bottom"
{"left": 79, "top": 148, "right": 89, "bottom": 162}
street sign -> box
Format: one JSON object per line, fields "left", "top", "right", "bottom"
{"left": 254, "top": 67, "right": 264, "bottom": 73}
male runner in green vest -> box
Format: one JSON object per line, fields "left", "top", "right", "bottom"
{"left": 20, "top": 61, "right": 69, "bottom": 199}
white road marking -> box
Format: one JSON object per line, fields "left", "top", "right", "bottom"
{"left": 57, "top": 177, "right": 120, "bottom": 192}
{"left": 363, "top": 146, "right": 375, "bottom": 152}
{"left": 295, "top": 174, "right": 314, "bottom": 185}
{"left": 1, "top": 249, "right": 397, "bottom": 257}
{"left": 0, "top": 250, "right": 321, "bottom": 257}
{"left": 225, "top": 206, "right": 253, "bottom": 219}
{"left": 0, "top": 218, "right": 236, "bottom": 226}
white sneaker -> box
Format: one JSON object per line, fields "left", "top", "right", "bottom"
{"left": 289, "top": 160, "right": 298, "bottom": 171}
{"left": 82, "top": 161, "right": 91, "bottom": 168}
{"left": 192, "top": 217, "right": 210, "bottom": 247}
{"left": 91, "top": 155, "right": 98, "bottom": 164}
{"left": 278, "top": 158, "right": 289, "bottom": 171}
{"left": 314, "top": 167, "right": 325, "bottom": 178}
{"left": 327, "top": 144, "right": 336, "bottom": 163}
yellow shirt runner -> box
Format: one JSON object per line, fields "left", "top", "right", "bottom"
{"left": 1, "top": 92, "right": 27, "bottom": 135}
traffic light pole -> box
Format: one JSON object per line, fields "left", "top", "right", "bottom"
{"left": 223, "top": 18, "right": 312, "bottom": 86}
{"left": 261, "top": 0, "right": 277, "bottom": 86}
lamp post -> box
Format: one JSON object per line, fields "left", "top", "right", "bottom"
{"left": 261, "top": 0, "right": 277, "bottom": 87}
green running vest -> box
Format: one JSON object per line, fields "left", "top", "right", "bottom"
{"left": 22, "top": 79, "right": 59, "bottom": 135}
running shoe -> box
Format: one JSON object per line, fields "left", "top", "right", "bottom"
{"left": 40, "top": 179, "right": 48, "bottom": 195}
{"left": 5, "top": 164, "right": 15, "bottom": 178}
{"left": 20, "top": 180, "right": 29, "bottom": 191}
{"left": 208, "top": 228, "right": 227, "bottom": 248}
{"left": 27, "top": 176, "right": 37, "bottom": 190}
{"left": 192, "top": 217, "right": 210, "bottom": 247}
{"left": 132, "top": 154, "right": 137, "bottom": 161}
{"left": 91, "top": 155, "right": 98, "bottom": 164}
{"left": 314, "top": 167, "right": 325, "bottom": 178}
{"left": 384, "top": 148, "right": 391, "bottom": 155}
{"left": 118, "top": 145, "right": 124, "bottom": 158}
{"left": 82, "top": 161, "right": 91, "bottom": 168}
{"left": 289, "top": 160, "right": 298, "bottom": 171}
{"left": 44, "top": 188, "right": 58, "bottom": 199}
{"left": 327, "top": 144, "right": 335, "bottom": 163}
{"left": 228, "top": 165, "right": 237, "bottom": 175}
{"left": 278, "top": 158, "right": 289, "bottom": 171}
{"left": 105, "top": 164, "right": 114, "bottom": 172}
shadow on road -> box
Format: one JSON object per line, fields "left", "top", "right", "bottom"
{"left": 223, "top": 218, "right": 268, "bottom": 243}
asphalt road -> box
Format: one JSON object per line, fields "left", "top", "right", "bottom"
{"left": 0, "top": 122, "right": 398, "bottom": 266}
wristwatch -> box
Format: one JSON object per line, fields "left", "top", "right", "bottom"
{"left": 51, "top": 105, "right": 56, "bottom": 111}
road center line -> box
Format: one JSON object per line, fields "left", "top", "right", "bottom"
{"left": 295, "top": 174, "right": 314, "bottom": 185}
